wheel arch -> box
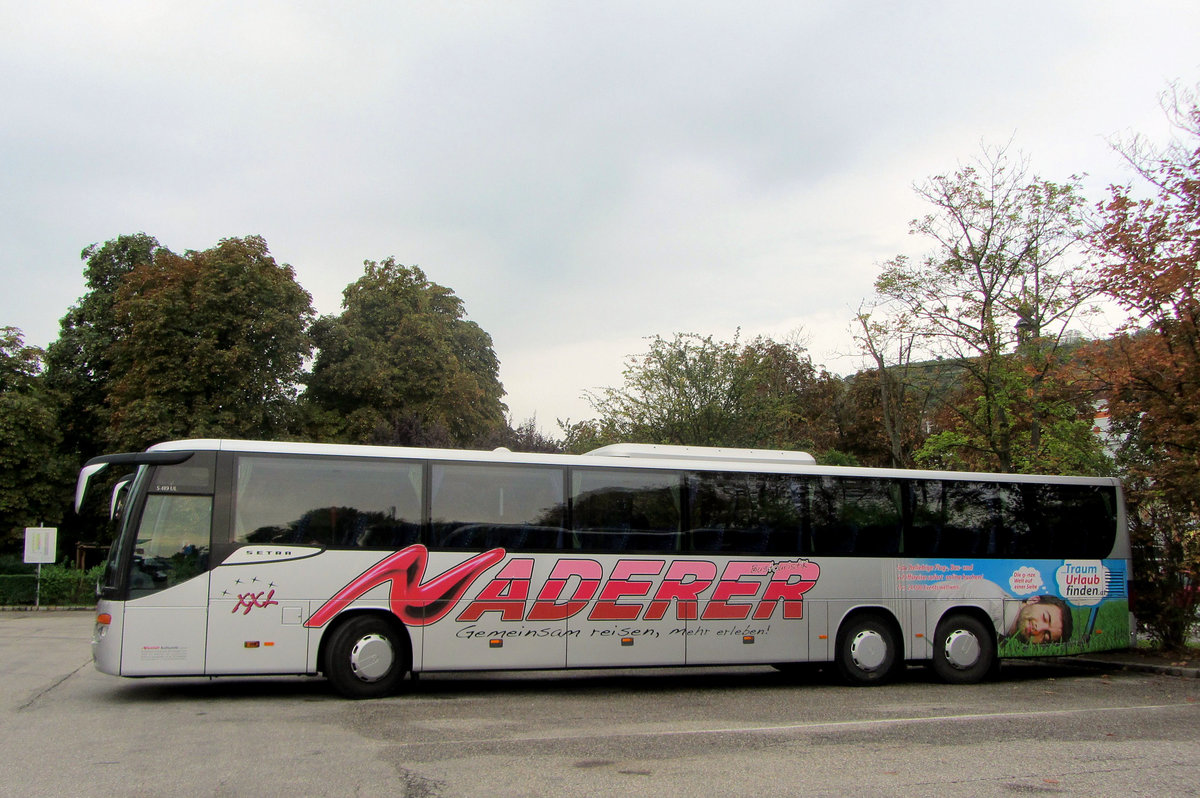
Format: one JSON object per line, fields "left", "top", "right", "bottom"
{"left": 834, "top": 605, "right": 906, "bottom": 661}
{"left": 930, "top": 604, "right": 997, "bottom": 659}
{"left": 316, "top": 609, "right": 412, "bottom": 677}
{"left": 930, "top": 606, "right": 999, "bottom": 683}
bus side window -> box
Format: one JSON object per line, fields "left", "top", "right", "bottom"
{"left": 571, "top": 469, "right": 682, "bottom": 553}
{"left": 233, "top": 456, "right": 422, "bottom": 550}
{"left": 688, "top": 472, "right": 803, "bottom": 555}
{"left": 808, "top": 476, "right": 901, "bottom": 556}
{"left": 429, "top": 463, "right": 566, "bottom": 551}
{"left": 1012, "top": 483, "right": 1117, "bottom": 559}
{"left": 903, "top": 479, "right": 942, "bottom": 556}
{"left": 937, "top": 481, "right": 995, "bottom": 557}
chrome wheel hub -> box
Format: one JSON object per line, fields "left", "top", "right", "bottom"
{"left": 849, "top": 629, "right": 887, "bottom": 672}
{"left": 943, "top": 629, "right": 981, "bottom": 670}
{"left": 349, "top": 633, "right": 394, "bottom": 682}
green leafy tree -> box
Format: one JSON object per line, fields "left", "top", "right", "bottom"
{"left": 872, "top": 146, "right": 1106, "bottom": 474}
{"left": 0, "top": 328, "right": 71, "bottom": 548}
{"left": 45, "top": 233, "right": 161, "bottom": 460}
{"left": 576, "top": 332, "right": 842, "bottom": 454}
{"left": 474, "top": 416, "right": 563, "bottom": 453}
{"left": 739, "top": 336, "right": 846, "bottom": 454}
{"left": 582, "top": 333, "right": 753, "bottom": 447}
{"left": 559, "top": 416, "right": 623, "bottom": 454}
{"left": 304, "top": 259, "right": 506, "bottom": 446}
{"left": 105, "top": 236, "right": 315, "bottom": 449}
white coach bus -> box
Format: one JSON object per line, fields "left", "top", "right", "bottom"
{"left": 75, "top": 439, "right": 1132, "bottom": 698}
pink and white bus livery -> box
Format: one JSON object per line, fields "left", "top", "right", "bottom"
{"left": 76, "top": 440, "right": 1133, "bottom": 698}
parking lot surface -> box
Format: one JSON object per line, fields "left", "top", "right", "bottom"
{"left": 2, "top": 610, "right": 1198, "bottom": 797}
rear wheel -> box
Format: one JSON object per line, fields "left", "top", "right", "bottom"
{"left": 324, "top": 615, "right": 410, "bottom": 699}
{"left": 836, "top": 615, "right": 898, "bottom": 685}
{"left": 931, "top": 613, "right": 995, "bottom": 684}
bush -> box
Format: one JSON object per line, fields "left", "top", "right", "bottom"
{"left": 0, "top": 574, "right": 36, "bottom": 604}
{"left": 1127, "top": 494, "right": 1200, "bottom": 649}
{"left": 0, "top": 563, "right": 102, "bottom": 605}
{"left": 0, "top": 554, "right": 34, "bottom": 575}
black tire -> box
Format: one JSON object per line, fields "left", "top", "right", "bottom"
{"left": 323, "top": 615, "right": 411, "bottom": 699}
{"left": 836, "top": 615, "right": 898, "bottom": 686}
{"left": 931, "top": 613, "right": 995, "bottom": 685}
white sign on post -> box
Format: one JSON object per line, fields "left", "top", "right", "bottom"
{"left": 24, "top": 527, "right": 57, "bottom": 564}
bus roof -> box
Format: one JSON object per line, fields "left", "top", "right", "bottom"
{"left": 584, "top": 443, "right": 816, "bottom": 465}
{"left": 134, "top": 438, "right": 1119, "bottom": 488}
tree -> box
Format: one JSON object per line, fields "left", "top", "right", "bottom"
{"left": 872, "top": 146, "right": 1106, "bottom": 474}
{"left": 740, "top": 335, "right": 846, "bottom": 454}
{"left": 45, "top": 233, "right": 161, "bottom": 460}
{"left": 474, "top": 416, "right": 563, "bottom": 454}
{"left": 0, "top": 328, "right": 70, "bottom": 548}
{"left": 105, "top": 236, "right": 315, "bottom": 449}
{"left": 304, "top": 259, "right": 506, "bottom": 447}
{"left": 577, "top": 332, "right": 843, "bottom": 455}
{"left": 582, "top": 333, "right": 749, "bottom": 447}
{"left": 1090, "top": 86, "right": 1200, "bottom": 647}
{"left": 851, "top": 303, "right": 929, "bottom": 468}
{"left": 836, "top": 366, "right": 932, "bottom": 470}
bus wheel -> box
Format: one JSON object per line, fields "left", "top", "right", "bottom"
{"left": 836, "top": 615, "right": 897, "bottom": 686}
{"left": 324, "top": 615, "right": 410, "bottom": 699}
{"left": 931, "top": 613, "right": 994, "bottom": 685}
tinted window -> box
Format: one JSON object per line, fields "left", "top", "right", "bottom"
{"left": 572, "top": 469, "right": 682, "bottom": 552}
{"left": 938, "top": 480, "right": 1000, "bottom": 557}
{"left": 902, "top": 479, "right": 1118, "bottom": 558}
{"left": 900, "top": 479, "right": 941, "bottom": 555}
{"left": 1007, "top": 482, "right": 1117, "bottom": 558}
{"left": 430, "top": 463, "right": 566, "bottom": 550}
{"left": 148, "top": 454, "right": 215, "bottom": 494}
{"left": 690, "top": 471, "right": 804, "bottom": 554}
{"left": 233, "top": 456, "right": 422, "bottom": 549}
{"left": 901, "top": 480, "right": 1019, "bottom": 557}
{"left": 808, "top": 476, "right": 902, "bottom": 556}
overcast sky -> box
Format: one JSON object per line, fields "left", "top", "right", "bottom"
{"left": 3, "top": 2, "right": 1198, "bottom": 430}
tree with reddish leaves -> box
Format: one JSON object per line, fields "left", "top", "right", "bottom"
{"left": 1091, "top": 86, "right": 1200, "bottom": 647}
{"left": 105, "top": 236, "right": 315, "bottom": 450}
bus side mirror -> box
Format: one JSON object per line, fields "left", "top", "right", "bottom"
{"left": 110, "top": 476, "right": 134, "bottom": 521}
{"left": 75, "top": 462, "right": 111, "bottom": 514}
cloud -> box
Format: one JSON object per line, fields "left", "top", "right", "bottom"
{"left": 3, "top": 2, "right": 1199, "bottom": 433}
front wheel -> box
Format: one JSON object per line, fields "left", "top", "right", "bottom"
{"left": 836, "top": 615, "right": 898, "bottom": 686}
{"left": 324, "top": 615, "right": 411, "bottom": 699}
{"left": 931, "top": 613, "right": 995, "bottom": 684}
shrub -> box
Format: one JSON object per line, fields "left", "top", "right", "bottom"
{"left": 0, "top": 563, "right": 102, "bottom": 605}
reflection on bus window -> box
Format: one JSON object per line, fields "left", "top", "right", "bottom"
{"left": 129, "top": 494, "right": 211, "bottom": 598}
{"left": 809, "top": 477, "right": 902, "bottom": 556}
{"left": 430, "top": 463, "right": 566, "bottom": 550}
{"left": 690, "top": 471, "right": 803, "bottom": 554}
{"left": 233, "top": 456, "right": 422, "bottom": 549}
{"left": 572, "top": 469, "right": 682, "bottom": 552}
